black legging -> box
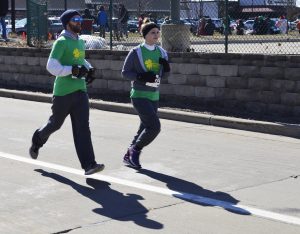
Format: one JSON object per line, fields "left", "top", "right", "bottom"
{"left": 130, "top": 98, "right": 161, "bottom": 150}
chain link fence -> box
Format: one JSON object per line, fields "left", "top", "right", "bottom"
{"left": 182, "top": 0, "right": 300, "bottom": 54}
{"left": 24, "top": 0, "right": 300, "bottom": 54}
{"left": 26, "top": 0, "right": 47, "bottom": 47}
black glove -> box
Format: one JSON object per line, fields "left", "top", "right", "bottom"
{"left": 72, "top": 65, "right": 89, "bottom": 79}
{"left": 85, "top": 68, "right": 96, "bottom": 85}
{"left": 137, "top": 71, "right": 156, "bottom": 83}
{"left": 159, "top": 57, "right": 170, "bottom": 72}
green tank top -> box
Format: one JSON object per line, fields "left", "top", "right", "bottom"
{"left": 130, "top": 45, "right": 162, "bottom": 101}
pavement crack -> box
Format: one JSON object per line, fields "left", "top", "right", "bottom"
{"left": 51, "top": 202, "right": 183, "bottom": 233}
{"left": 228, "top": 175, "right": 300, "bottom": 193}
{"left": 149, "top": 201, "right": 185, "bottom": 211}
{"left": 51, "top": 226, "right": 81, "bottom": 234}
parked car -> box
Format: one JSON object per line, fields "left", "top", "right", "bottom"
{"left": 6, "top": 17, "right": 63, "bottom": 39}
{"left": 127, "top": 20, "right": 138, "bottom": 33}
{"left": 211, "top": 18, "right": 223, "bottom": 33}
{"left": 288, "top": 20, "right": 297, "bottom": 30}
{"left": 243, "top": 18, "right": 280, "bottom": 35}
{"left": 269, "top": 18, "right": 282, "bottom": 34}
{"left": 6, "top": 18, "right": 27, "bottom": 35}
{"left": 156, "top": 18, "right": 164, "bottom": 27}
{"left": 48, "top": 16, "right": 64, "bottom": 38}
{"left": 244, "top": 19, "right": 254, "bottom": 30}
{"left": 93, "top": 18, "right": 138, "bottom": 34}
{"left": 184, "top": 18, "right": 198, "bottom": 33}
{"left": 159, "top": 18, "right": 195, "bottom": 33}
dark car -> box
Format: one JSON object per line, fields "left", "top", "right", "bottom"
{"left": 48, "top": 17, "right": 64, "bottom": 38}
{"left": 127, "top": 20, "right": 138, "bottom": 33}
{"left": 93, "top": 18, "right": 138, "bottom": 34}
{"left": 184, "top": 18, "right": 198, "bottom": 34}
{"left": 211, "top": 18, "right": 223, "bottom": 33}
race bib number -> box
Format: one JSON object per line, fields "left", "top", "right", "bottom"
{"left": 146, "top": 76, "right": 161, "bottom": 88}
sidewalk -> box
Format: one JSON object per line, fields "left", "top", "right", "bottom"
{"left": 0, "top": 88, "right": 299, "bottom": 138}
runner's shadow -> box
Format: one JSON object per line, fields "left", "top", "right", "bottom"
{"left": 34, "top": 169, "right": 163, "bottom": 229}
{"left": 137, "top": 168, "right": 250, "bottom": 215}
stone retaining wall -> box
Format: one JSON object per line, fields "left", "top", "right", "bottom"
{"left": 0, "top": 47, "right": 300, "bottom": 117}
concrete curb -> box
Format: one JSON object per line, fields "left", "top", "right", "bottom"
{"left": 1, "top": 88, "right": 299, "bottom": 139}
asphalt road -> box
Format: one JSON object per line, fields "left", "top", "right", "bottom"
{"left": 1, "top": 97, "right": 300, "bottom": 234}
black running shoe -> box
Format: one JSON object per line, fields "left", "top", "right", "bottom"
{"left": 84, "top": 163, "right": 105, "bottom": 175}
{"left": 123, "top": 148, "right": 130, "bottom": 164}
{"left": 124, "top": 147, "right": 142, "bottom": 169}
{"left": 29, "top": 144, "right": 40, "bottom": 159}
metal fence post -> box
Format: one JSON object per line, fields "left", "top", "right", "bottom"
{"left": 11, "top": 0, "right": 16, "bottom": 33}
{"left": 109, "top": 0, "right": 113, "bottom": 50}
{"left": 170, "top": 0, "right": 180, "bottom": 24}
{"left": 26, "top": 0, "right": 47, "bottom": 47}
{"left": 64, "top": 0, "right": 67, "bottom": 11}
{"left": 224, "top": 0, "right": 229, "bottom": 54}
{"left": 162, "top": 0, "right": 190, "bottom": 52}
{"left": 26, "top": 0, "right": 29, "bottom": 46}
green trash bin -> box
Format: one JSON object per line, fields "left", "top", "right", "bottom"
{"left": 26, "top": 0, "right": 48, "bottom": 47}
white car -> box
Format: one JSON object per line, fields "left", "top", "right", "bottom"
{"left": 289, "top": 20, "right": 297, "bottom": 30}
{"left": 6, "top": 18, "right": 26, "bottom": 35}
{"left": 244, "top": 20, "right": 254, "bottom": 30}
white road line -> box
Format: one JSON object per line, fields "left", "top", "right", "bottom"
{"left": 1, "top": 151, "right": 300, "bottom": 226}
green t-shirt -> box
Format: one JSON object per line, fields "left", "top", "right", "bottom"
{"left": 49, "top": 36, "right": 87, "bottom": 96}
{"left": 131, "top": 45, "right": 162, "bottom": 101}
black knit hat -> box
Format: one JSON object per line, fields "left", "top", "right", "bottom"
{"left": 60, "top": 10, "right": 81, "bottom": 29}
{"left": 142, "top": 22, "right": 160, "bottom": 38}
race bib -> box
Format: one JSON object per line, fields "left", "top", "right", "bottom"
{"left": 146, "top": 75, "right": 161, "bottom": 88}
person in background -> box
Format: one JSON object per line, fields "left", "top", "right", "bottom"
{"left": 197, "top": 17, "right": 206, "bottom": 36}
{"left": 121, "top": 22, "right": 170, "bottom": 169}
{"left": 253, "top": 17, "right": 259, "bottom": 35}
{"left": 276, "top": 15, "right": 288, "bottom": 34}
{"left": 148, "top": 13, "right": 157, "bottom": 24}
{"left": 138, "top": 14, "right": 145, "bottom": 34}
{"left": 297, "top": 20, "right": 300, "bottom": 34}
{"left": 29, "top": 10, "right": 104, "bottom": 175}
{"left": 118, "top": 4, "right": 129, "bottom": 39}
{"left": 204, "top": 18, "right": 215, "bottom": 36}
{"left": 111, "top": 17, "right": 120, "bottom": 41}
{"left": 143, "top": 17, "right": 151, "bottom": 25}
{"left": 221, "top": 16, "right": 233, "bottom": 35}
{"left": 81, "top": 8, "right": 95, "bottom": 35}
{"left": 97, "top": 5, "right": 108, "bottom": 38}
{"left": 0, "top": 0, "right": 8, "bottom": 41}
{"left": 236, "top": 19, "right": 244, "bottom": 35}
{"left": 264, "top": 17, "right": 272, "bottom": 35}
